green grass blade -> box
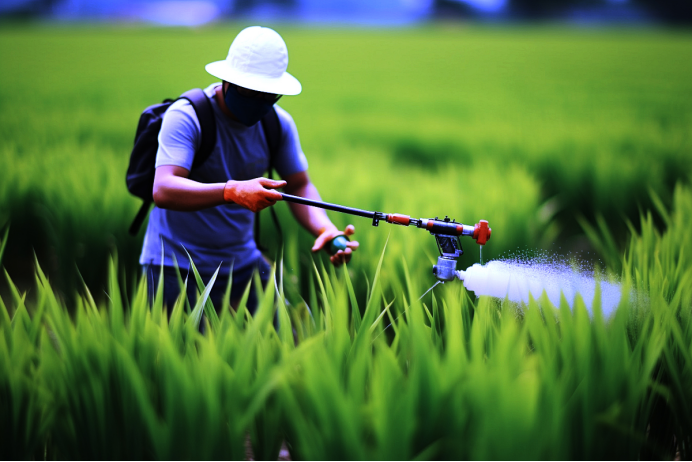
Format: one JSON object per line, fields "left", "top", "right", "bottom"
{"left": 0, "top": 224, "right": 8, "bottom": 268}
{"left": 184, "top": 248, "right": 221, "bottom": 332}
{"left": 186, "top": 264, "right": 220, "bottom": 332}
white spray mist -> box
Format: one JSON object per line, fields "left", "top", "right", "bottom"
{"left": 457, "top": 260, "right": 623, "bottom": 318}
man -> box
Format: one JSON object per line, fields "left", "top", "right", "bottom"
{"left": 140, "top": 26, "right": 358, "bottom": 312}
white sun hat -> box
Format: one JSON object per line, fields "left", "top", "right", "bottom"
{"left": 205, "top": 26, "right": 302, "bottom": 96}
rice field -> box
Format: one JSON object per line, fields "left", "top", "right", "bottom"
{"left": 1, "top": 23, "right": 691, "bottom": 459}
{"left": 1, "top": 24, "right": 691, "bottom": 292}
{"left": 2, "top": 183, "right": 692, "bottom": 459}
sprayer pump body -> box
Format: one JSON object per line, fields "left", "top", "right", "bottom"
{"left": 431, "top": 228, "right": 464, "bottom": 282}
{"left": 385, "top": 214, "right": 493, "bottom": 282}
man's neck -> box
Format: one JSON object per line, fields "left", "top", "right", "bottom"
{"left": 215, "top": 84, "right": 239, "bottom": 122}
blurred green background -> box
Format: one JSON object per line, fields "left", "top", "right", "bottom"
{"left": 0, "top": 24, "right": 691, "bottom": 300}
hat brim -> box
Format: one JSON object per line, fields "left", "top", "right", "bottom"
{"left": 205, "top": 61, "right": 302, "bottom": 96}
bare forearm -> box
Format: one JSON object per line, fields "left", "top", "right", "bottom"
{"left": 153, "top": 174, "right": 226, "bottom": 211}
{"left": 285, "top": 182, "right": 337, "bottom": 236}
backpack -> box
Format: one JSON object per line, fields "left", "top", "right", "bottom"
{"left": 126, "top": 88, "right": 283, "bottom": 248}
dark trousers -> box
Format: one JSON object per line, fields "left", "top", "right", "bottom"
{"left": 143, "top": 258, "right": 271, "bottom": 316}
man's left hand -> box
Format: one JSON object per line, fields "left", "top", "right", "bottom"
{"left": 312, "top": 225, "right": 359, "bottom": 266}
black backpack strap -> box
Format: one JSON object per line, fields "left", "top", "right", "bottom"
{"left": 256, "top": 108, "right": 283, "bottom": 250}
{"left": 262, "top": 107, "right": 281, "bottom": 174}
{"left": 129, "top": 201, "right": 152, "bottom": 236}
{"left": 129, "top": 89, "right": 216, "bottom": 237}
{"left": 179, "top": 88, "right": 217, "bottom": 167}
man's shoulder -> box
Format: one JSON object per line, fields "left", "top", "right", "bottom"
{"left": 274, "top": 104, "right": 292, "bottom": 121}
{"left": 163, "top": 97, "right": 197, "bottom": 132}
{"left": 273, "top": 104, "right": 297, "bottom": 132}
{"left": 165, "top": 84, "right": 219, "bottom": 120}
{"left": 160, "top": 101, "right": 200, "bottom": 143}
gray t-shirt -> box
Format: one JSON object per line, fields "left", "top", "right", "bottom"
{"left": 139, "top": 83, "right": 308, "bottom": 275}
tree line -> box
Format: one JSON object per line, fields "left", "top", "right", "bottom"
{"left": 509, "top": 0, "right": 690, "bottom": 23}
{"left": 2, "top": 0, "right": 691, "bottom": 28}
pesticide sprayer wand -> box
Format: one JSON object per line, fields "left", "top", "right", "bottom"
{"left": 280, "top": 193, "right": 491, "bottom": 282}
{"left": 281, "top": 194, "right": 379, "bottom": 221}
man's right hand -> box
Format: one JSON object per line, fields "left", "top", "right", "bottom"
{"left": 223, "top": 178, "right": 287, "bottom": 212}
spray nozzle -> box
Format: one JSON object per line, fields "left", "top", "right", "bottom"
{"left": 473, "top": 220, "right": 491, "bottom": 245}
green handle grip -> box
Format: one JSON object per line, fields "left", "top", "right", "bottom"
{"left": 329, "top": 235, "right": 350, "bottom": 255}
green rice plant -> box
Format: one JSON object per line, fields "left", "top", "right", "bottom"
{"left": 622, "top": 183, "right": 692, "bottom": 458}
{"left": 188, "top": 257, "right": 290, "bottom": 461}
{"left": 31, "top": 254, "right": 290, "bottom": 459}
{"left": 271, "top": 238, "right": 669, "bottom": 459}
{"left": 274, "top": 263, "right": 664, "bottom": 459}
{"left": 581, "top": 181, "right": 692, "bottom": 458}
{"left": 0, "top": 225, "right": 7, "bottom": 266}
{"left": 0, "top": 228, "right": 55, "bottom": 460}
{"left": 1, "top": 183, "right": 692, "bottom": 460}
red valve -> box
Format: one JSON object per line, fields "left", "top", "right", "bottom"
{"left": 473, "top": 220, "right": 491, "bottom": 245}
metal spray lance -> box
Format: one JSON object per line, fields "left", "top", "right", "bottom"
{"left": 280, "top": 193, "right": 491, "bottom": 282}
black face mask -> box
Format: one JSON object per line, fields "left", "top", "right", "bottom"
{"left": 223, "top": 84, "right": 278, "bottom": 126}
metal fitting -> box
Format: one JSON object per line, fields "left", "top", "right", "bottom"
{"left": 432, "top": 256, "right": 458, "bottom": 282}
